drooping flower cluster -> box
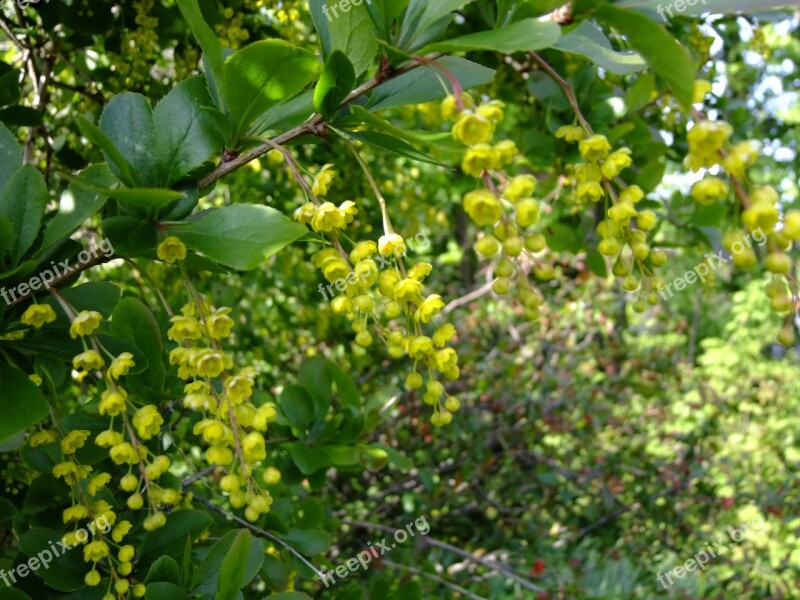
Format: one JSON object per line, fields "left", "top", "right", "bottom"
{"left": 292, "top": 162, "right": 461, "bottom": 426}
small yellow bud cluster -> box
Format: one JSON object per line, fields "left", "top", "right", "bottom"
{"left": 170, "top": 295, "right": 274, "bottom": 520}
{"left": 215, "top": 8, "right": 250, "bottom": 49}
{"left": 447, "top": 94, "right": 552, "bottom": 321}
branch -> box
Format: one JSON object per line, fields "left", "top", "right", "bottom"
{"left": 192, "top": 494, "right": 325, "bottom": 579}
{"left": 197, "top": 55, "right": 442, "bottom": 189}
{"left": 530, "top": 51, "right": 593, "bottom": 134}
{"left": 342, "top": 519, "right": 545, "bottom": 594}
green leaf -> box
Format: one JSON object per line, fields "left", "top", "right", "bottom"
{"left": 101, "top": 216, "right": 158, "bottom": 257}
{"left": 110, "top": 297, "right": 165, "bottom": 389}
{"left": 276, "top": 528, "right": 332, "bottom": 556}
{"left": 327, "top": 0, "right": 378, "bottom": 76}
{"left": 63, "top": 172, "right": 184, "bottom": 213}
{"left": 41, "top": 282, "right": 122, "bottom": 329}
{"left": 290, "top": 443, "right": 331, "bottom": 475}
{"left": 625, "top": 72, "right": 656, "bottom": 113}
{"left": 553, "top": 21, "right": 647, "bottom": 75}
{"left": 0, "top": 68, "right": 21, "bottom": 107}
{"left": 75, "top": 116, "right": 137, "bottom": 187}
{"left": 154, "top": 76, "right": 224, "bottom": 187}
{"left": 215, "top": 530, "right": 253, "bottom": 600}
{"left": 340, "top": 129, "right": 445, "bottom": 166}
{"left": 0, "top": 106, "right": 43, "bottom": 127}
{"left": 141, "top": 510, "right": 213, "bottom": 564}
{"left": 176, "top": 0, "right": 225, "bottom": 110}
{"left": 314, "top": 51, "right": 356, "bottom": 120}
{"left": 98, "top": 93, "right": 159, "bottom": 186}
{"left": 261, "top": 594, "right": 314, "bottom": 600}
{"left": 4, "top": 333, "right": 147, "bottom": 374}
{"left": 595, "top": 4, "right": 695, "bottom": 110}
{"left": 223, "top": 40, "right": 319, "bottom": 142}
{"left": 368, "top": 57, "right": 495, "bottom": 111}
{"left": 423, "top": 18, "right": 561, "bottom": 54}
{"left": 194, "top": 529, "right": 264, "bottom": 596}
{"left": 0, "top": 123, "right": 22, "bottom": 193}
{"left": 399, "top": 0, "right": 478, "bottom": 50}
{"left": 145, "top": 582, "right": 188, "bottom": 600}
{"left": 146, "top": 556, "right": 182, "bottom": 586}
{"left": 0, "top": 165, "right": 48, "bottom": 263}
{"left": 40, "top": 165, "right": 116, "bottom": 254}
{"left": 0, "top": 364, "right": 49, "bottom": 444}
{"left": 586, "top": 248, "right": 608, "bottom": 277}
{"left": 614, "top": 0, "right": 790, "bottom": 15}
{"left": 169, "top": 204, "right": 307, "bottom": 270}
{"left": 280, "top": 385, "right": 316, "bottom": 431}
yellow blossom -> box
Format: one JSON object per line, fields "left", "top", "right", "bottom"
{"left": 69, "top": 311, "right": 103, "bottom": 339}
{"left": 555, "top": 125, "right": 585, "bottom": 143}
{"left": 132, "top": 405, "right": 163, "bottom": 440}
{"left": 63, "top": 505, "right": 90, "bottom": 523}
{"left": 29, "top": 430, "right": 57, "bottom": 447}
{"left": 461, "top": 144, "right": 497, "bottom": 177}
{"left": 692, "top": 177, "right": 729, "bottom": 204}
{"left": 414, "top": 295, "right": 444, "bottom": 324}
{"left": 206, "top": 308, "right": 234, "bottom": 339}
{"left": 378, "top": 233, "right": 406, "bottom": 257}
{"left": 108, "top": 352, "right": 135, "bottom": 379}
{"left": 463, "top": 190, "right": 502, "bottom": 226}
{"left": 579, "top": 135, "right": 611, "bottom": 161}
{"left": 61, "top": 430, "right": 91, "bottom": 454}
{"left": 21, "top": 304, "right": 57, "bottom": 328}
{"left": 452, "top": 112, "right": 494, "bottom": 146}
{"left": 312, "top": 164, "right": 336, "bottom": 197}
{"left": 503, "top": 175, "right": 537, "bottom": 202}
{"left": 88, "top": 473, "right": 112, "bottom": 496}
{"left": 157, "top": 236, "right": 187, "bottom": 264}
{"left": 73, "top": 350, "right": 105, "bottom": 372}
{"left": 99, "top": 388, "right": 127, "bottom": 417}
{"left": 167, "top": 315, "right": 203, "bottom": 341}
{"left": 83, "top": 540, "right": 110, "bottom": 562}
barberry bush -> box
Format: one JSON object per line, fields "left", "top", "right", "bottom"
{"left": 0, "top": 0, "right": 797, "bottom": 598}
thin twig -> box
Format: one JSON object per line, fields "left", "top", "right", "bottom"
{"left": 383, "top": 559, "right": 489, "bottom": 600}
{"left": 192, "top": 494, "right": 325, "bottom": 579}
{"left": 530, "top": 51, "right": 593, "bottom": 134}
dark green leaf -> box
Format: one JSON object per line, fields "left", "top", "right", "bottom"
{"left": 314, "top": 51, "right": 356, "bottom": 119}
{"left": 280, "top": 385, "right": 315, "bottom": 431}
{"left": 215, "top": 530, "right": 253, "bottom": 600}
{"left": 290, "top": 443, "right": 331, "bottom": 475}
{"left": 0, "top": 123, "right": 22, "bottom": 194}
{"left": 146, "top": 556, "right": 182, "bottom": 586}
{"left": 423, "top": 18, "right": 561, "bottom": 54}
{"left": 169, "top": 204, "right": 307, "bottom": 270}
{"left": 75, "top": 116, "right": 137, "bottom": 187}
{"left": 99, "top": 93, "right": 159, "bottom": 186}
{"left": 0, "top": 165, "right": 48, "bottom": 263}
{"left": 141, "top": 510, "right": 213, "bottom": 564}
{"left": 145, "top": 582, "right": 188, "bottom": 600}
{"left": 276, "top": 528, "right": 332, "bottom": 556}
{"left": 554, "top": 21, "right": 646, "bottom": 75}
{"left": 110, "top": 297, "right": 165, "bottom": 389}
{"left": 595, "top": 4, "right": 695, "bottom": 110}
{"left": 341, "top": 129, "right": 445, "bottom": 166}
{"left": 0, "top": 364, "right": 49, "bottom": 444}
{"left": 327, "top": 0, "right": 378, "bottom": 75}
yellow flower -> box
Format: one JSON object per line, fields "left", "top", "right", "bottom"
{"left": 206, "top": 445, "right": 234, "bottom": 465}
{"left": 69, "top": 311, "right": 103, "bottom": 339}
{"left": 242, "top": 431, "right": 266, "bottom": 463}
{"left": 407, "top": 336, "right": 434, "bottom": 360}
{"left": 722, "top": 140, "right": 759, "bottom": 178}
{"left": 494, "top": 140, "right": 518, "bottom": 166}
{"left": 108, "top": 352, "right": 135, "bottom": 379}
{"left": 686, "top": 120, "right": 733, "bottom": 170}
{"left": 392, "top": 279, "right": 424, "bottom": 305}
{"left": 167, "top": 315, "right": 203, "bottom": 341}
{"left": 414, "top": 295, "right": 444, "bottom": 324}
{"left": 310, "top": 202, "right": 347, "bottom": 233}
{"left": 476, "top": 100, "right": 505, "bottom": 122}
{"left": 73, "top": 350, "right": 105, "bottom": 372}
{"left": 61, "top": 430, "right": 91, "bottom": 454}
{"left": 433, "top": 323, "right": 457, "bottom": 348}
{"left": 118, "top": 544, "right": 135, "bottom": 562}
{"left": 85, "top": 570, "right": 101, "bottom": 586}
{"left": 461, "top": 144, "right": 497, "bottom": 177}
{"left": 226, "top": 374, "right": 254, "bottom": 404}
{"left": 691, "top": 177, "right": 729, "bottom": 204}
{"left": 576, "top": 182, "right": 605, "bottom": 203}
{"left": 574, "top": 162, "right": 603, "bottom": 183}
{"left": 503, "top": 175, "right": 537, "bottom": 202}
{"left": 29, "top": 430, "right": 57, "bottom": 447}
{"left": 620, "top": 185, "right": 644, "bottom": 204}
{"left": 441, "top": 92, "right": 474, "bottom": 121}
{"left": 21, "top": 304, "right": 57, "bottom": 328}
{"left": 99, "top": 388, "right": 127, "bottom": 417}
{"left": 132, "top": 405, "right": 164, "bottom": 440}
{"left": 53, "top": 462, "right": 91, "bottom": 485}
{"left": 515, "top": 199, "right": 540, "bottom": 228}
{"left": 311, "top": 164, "right": 336, "bottom": 197}
{"left": 206, "top": 308, "right": 234, "bottom": 339}
{"left": 29, "top": 374, "right": 43, "bottom": 386}
{"left": 407, "top": 262, "right": 432, "bottom": 281}
{"left": 144, "top": 511, "right": 167, "bottom": 531}
{"left": 463, "top": 190, "right": 503, "bottom": 226}
{"left": 433, "top": 348, "right": 458, "bottom": 372}
{"left": 338, "top": 200, "right": 358, "bottom": 224}
{"left": 112, "top": 521, "right": 133, "bottom": 544}
{"left": 378, "top": 233, "right": 406, "bottom": 257}
{"left": 253, "top": 403, "right": 278, "bottom": 431}
{"left": 452, "top": 112, "right": 495, "bottom": 146}
{"left": 294, "top": 202, "right": 316, "bottom": 225}
{"left": 600, "top": 148, "right": 633, "bottom": 179}
{"left": 195, "top": 349, "right": 231, "bottom": 378}
{"left": 83, "top": 540, "right": 110, "bottom": 563}
{"left": 88, "top": 473, "right": 111, "bottom": 496}
{"left": 742, "top": 202, "right": 779, "bottom": 234}
{"left": 157, "top": 236, "right": 187, "bottom": 264}
{"left": 350, "top": 241, "right": 377, "bottom": 262}
{"left": 63, "top": 505, "right": 90, "bottom": 523}
{"left": 555, "top": 125, "right": 585, "bottom": 143}
{"left": 109, "top": 442, "right": 139, "bottom": 465}
{"left": 194, "top": 419, "right": 227, "bottom": 444}
{"left": 579, "top": 135, "right": 611, "bottom": 161}
{"left": 608, "top": 201, "right": 638, "bottom": 225}
{"left": 693, "top": 79, "right": 712, "bottom": 103}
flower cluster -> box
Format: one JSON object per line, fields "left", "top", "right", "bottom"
{"left": 292, "top": 163, "right": 461, "bottom": 426}
{"left": 159, "top": 236, "right": 276, "bottom": 521}
{"left": 446, "top": 93, "right": 553, "bottom": 320}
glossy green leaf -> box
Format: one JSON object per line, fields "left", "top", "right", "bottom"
{"left": 194, "top": 529, "right": 264, "bottom": 596}
{"left": 215, "top": 530, "right": 253, "bottom": 600}
{"left": 223, "top": 40, "right": 319, "bottom": 142}
{"left": 368, "top": 57, "right": 495, "bottom": 111}
{"left": 276, "top": 528, "right": 332, "bottom": 556}
{"left": 261, "top": 593, "right": 314, "bottom": 600}
{"left": 290, "top": 443, "right": 331, "bottom": 475}
{"left": 75, "top": 116, "right": 137, "bottom": 187}
{"left": 98, "top": 93, "right": 159, "bottom": 186}
{"left": 141, "top": 510, "right": 213, "bottom": 564}
{"left": 399, "top": 0, "right": 478, "bottom": 50}
{"left": 169, "top": 204, "right": 307, "bottom": 270}
{"left": 554, "top": 21, "right": 647, "bottom": 75}
{"left": 145, "top": 582, "right": 188, "bottom": 600}
{"left": 327, "top": 0, "right": 378, "bottom": 75}
{"left": 0, "top": 123, "right": 22, "bottom": 193}
{"left": 614, "top": 0, "right": 790, "bottom": 15}
{"left": 41, "top": 282, "right": 122, "bottom": 328}
{"left": 314, "top": 50, "right": 356, "bottom": 119}
{"left": 280, "top": 385, "right": 316, "bottom": 431}
{"left": 0, "top": 364, "right": 49, "bottom": 444}
{"left": 145, "top": 556, "right": 182, "bottom": 586}
{"left": 595, "top": 4, "right": 695, "bottom": 110}
{"left": 110, "top": 297, "right": 165, "bottom": 389}
{"left": 176, "top": 0, "right": 225, "bottom": 110}
{"left": 0, "top": 165, "right": 48, "bottom": 264}
{"left": 423, "top": 18, "right": 561, "bottom": 53}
